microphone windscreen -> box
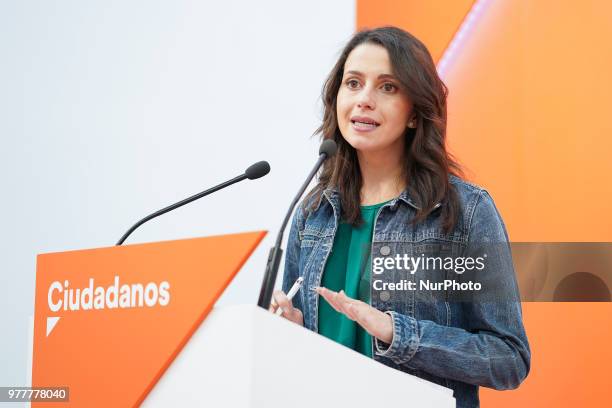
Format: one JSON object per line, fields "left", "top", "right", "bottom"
{"left": 319, "top": 139, "right": 337, "bottom": 158}
{"left": 245, "top": 161, "right": 271, "bottom": 180}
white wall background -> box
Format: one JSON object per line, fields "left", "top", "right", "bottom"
{"left": 0, "top": 0, "right": 355, "bottom": 400}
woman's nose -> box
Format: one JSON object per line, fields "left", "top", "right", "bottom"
{"left": 356, "top": 87, "right": 376, "bottom": 110}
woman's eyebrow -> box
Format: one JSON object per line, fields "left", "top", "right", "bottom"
{"left": 378, "top": 73, "right": 398, "bottom": 80}
{"left": 345, "top": 70, "right": 398, "bottom": 80}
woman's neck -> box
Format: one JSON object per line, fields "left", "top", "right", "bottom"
{"left": 357, "top": 149, "right": 406, "bottom": 206}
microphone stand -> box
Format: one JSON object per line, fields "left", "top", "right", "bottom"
{"left": 257, "top": 146, "right": 334, "bottom": 309}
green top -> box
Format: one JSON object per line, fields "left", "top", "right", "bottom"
{"left": 317, "top": 200, "right": 391, "bottom": 358}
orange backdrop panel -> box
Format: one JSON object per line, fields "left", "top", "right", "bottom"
{"left": 357, "top": 0, "right": 612, "bottom": 406}
{"left": 488, "top": 302, "right": 612, "bottom": 407}
{"left": 356, "top": 0, "right": 476, "bottom": 64}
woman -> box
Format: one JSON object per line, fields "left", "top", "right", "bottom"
{"left": 269, "top": 26, "right": 530, "bottom": 408}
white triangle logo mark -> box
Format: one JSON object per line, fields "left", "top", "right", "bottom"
{"left": 46, "top": 316, "right": 60, "bottom": 337}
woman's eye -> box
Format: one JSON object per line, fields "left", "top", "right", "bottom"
{"left": 382, "top": 82, "right": 397, "bottom": 92}
{"left": 346, "top": 79, "right": 360, "bottom": 89}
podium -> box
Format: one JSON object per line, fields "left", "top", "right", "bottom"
{"left": 32, "top": 232, "right": 454, "bottom": 407}
{"left": 143, "top": 304, "right": 456, "bottom": 407}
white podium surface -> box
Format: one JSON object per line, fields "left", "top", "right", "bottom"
{"left": 143, "top": 304, "right": 455, "bottom": 407}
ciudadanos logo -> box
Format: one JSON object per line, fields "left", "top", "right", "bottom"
{"left": 45, "top": 276, "right": 170, "bottom": 336}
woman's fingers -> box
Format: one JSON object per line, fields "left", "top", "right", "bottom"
{"left": 316, "top": 286, "right": 392, "bottom": 341}
{"left": 268, "top": 298, "right": 277, "bottom": 313}
{"left": 272, "top": 290, "right": 294, "bottom": 314}
{"left": 336, "top": 290, "right": 358, "bottom": 317}
{"left": 316, "top": 287, "right": 343, "bottom": 314}
{"left": 317, "top": 287, "right": 357, "bottom": 318}
{"left": 269, "top": 290, "right": 304, "bottom": 326}
{"left": 338, "top": 292, "right": 369, "bottom": 323}
{"left": 268, "top": 296, "right": 280, "bottom": 313}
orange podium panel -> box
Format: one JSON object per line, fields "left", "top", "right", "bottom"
{"left": 32, "top": 231, "right": 266, "bottom": 407}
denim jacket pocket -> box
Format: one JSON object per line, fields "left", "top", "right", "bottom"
{"left": 371, "top": 241, "right": 416, "bottom": 317}
{"left": 409, "top": 241, "right": 462, "bottom": 325}
{"left": 299, "top": 226, "right": 326, "bottom": 248}
{"left": 371, "top": 240, "right": 460, "bottom": 324}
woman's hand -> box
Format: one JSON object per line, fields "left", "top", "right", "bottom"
{"left": 268, "top": 290, "right": 304, "bottom": 326}
{"left": 315, "top": 286, "right": 393, "bottom": 344}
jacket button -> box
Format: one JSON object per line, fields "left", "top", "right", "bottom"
{"left": 380, "top": 291, "right": 391, "bottom": 301}
{"left": 380, "top": 246, "right": 391, "bottom": 256}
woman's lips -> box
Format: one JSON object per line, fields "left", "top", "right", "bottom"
{"left": 351, "top": 120, "right": 380, "bottom": 132}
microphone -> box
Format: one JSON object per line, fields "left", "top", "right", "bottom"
{"left": 257, "top": 140, "right": 337, "bottom": 309}
{"left": 116, "top": 161, "right": 270, "bottom": 245}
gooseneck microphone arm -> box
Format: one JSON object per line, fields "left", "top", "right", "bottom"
{"left": 116, "top": 175, "right": 243, "bottom": 246}
{"left": 116, "top": 161, "right": 270, "bottom": 246}
{"left": 257, "top": 140, "right": 337, "bottom": 309}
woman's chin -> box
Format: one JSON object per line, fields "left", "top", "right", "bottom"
{"left": 344, "top": 134, "right": 392, "bottom": 154}
{"left": 344, "top": 133, "right": 376, "bottom": 148}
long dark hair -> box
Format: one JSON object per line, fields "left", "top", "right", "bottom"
{"left": 306, "top": 26, "right": 463, "bottom": 234}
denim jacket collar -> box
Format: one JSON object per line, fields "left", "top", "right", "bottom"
{"left": 322, "top": 186, "right": 440, "bottom": 212}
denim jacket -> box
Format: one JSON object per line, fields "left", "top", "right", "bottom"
{"left": 281, "top": 175, "right": 530, "bottom": 408}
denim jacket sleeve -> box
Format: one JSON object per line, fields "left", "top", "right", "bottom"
{"left": 280, "top": 204, "right": 305, "bottom": 312}
{"left": 374, "top": 190, "right": 531, "bottom": 390}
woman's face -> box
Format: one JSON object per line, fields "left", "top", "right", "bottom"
{"left": 336, "top": 43, "right": 414, "bottom": 154}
